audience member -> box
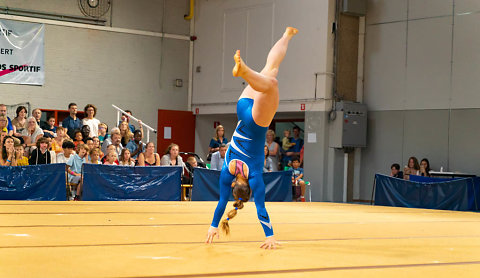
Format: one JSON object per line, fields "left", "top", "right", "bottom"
{"left": 285, "top": 126, "right": 304, "bottom": 165}
{"left": 51, "top": 126, "right": 66, "bottom": 154}
{"left": 119, "top": 121, "right": 133, "bottom": 147}
{"left": 119, "top": 149, "right": 135, "bottom": 166}
{"left": 210, "top": 144, "right": 227, "bottom": 170}
{"left": 137, "top": 142, "right": 160, "bottom": 166}
{"left": 89, "top": 148, "right": 101, "bottom": 164}
{"left": 390, "top": 163, "right": 403, "bottom": 179}
{"left": 82, "top": 104, "right": 101, "bottom": 137}
{"left": 103, "top": 150, "right": 118, "bottom": 165}
{"left": 263, "top": 145, "right": 274, "bottom": 172}
{"left": 126, "top": 130, "right": 145, "bottom": 160}
{"left": 0, "top": 136, "right": 17, "bottom": 166}
{"left": 45, "top": 116, "right": 57, "bottom": 135}
{"left": 420, "top": 158, "right": 431, "bottom": 177}
{"left": 0, "top": 104, "right": 14, "bottom": 136}
{"left": 101, "top": 144, "right": 119, "bottom": 164}
{"left": 67, "top": 143, "right": 89, "bottom": 199}
{"left": 101, "top": 127, "right": 121, "bottom": 154}
{"left": 29, "top": 137, "right": 52, "bottom": 165}
{"left": 160, "top": 143, "right": 184, "bottom": 167}
{"left": 85, "top": 137, "right": 94, "bottom": 151}
{"left": 62, "top": 103, "right": 82, "bottom": 139}
{"left": 403, "top": 156, "right": 420, "bottom": 180}
{"left": 21, "top": 116, "right": 44, "bottom": 152}
{"left": 73, "top": 129, "right": 83, "bottom": 147}
{"left": 14, "top": 143, "right": 28, "bottom": 166}
{"left": 208, "top": 125, "right": 227, "bottom": 161}
{"left": 119, "top": 110, "right": 135, "bottom": 132}
{"left": 80, "top": 125, "right": 91, "bottom": 142}
{"left": 183, "top": 156, "right": 198, "bottom": 184}
{"left": 56, "top": 140, "right": 75, "bottom": 164}
{"left": 0, "top": 115, "right": 9, "bottom": 134}
{"left": 98, "top": 123, "right": 109, "bottom": 144}
{"left": 281, "top": 129, "right": 295, "bottom": 152}
{"left": 12, "top": 105, "right": 27, "bottom": 137}
{"left": 289, "top": 156, "right": 306, "bottom": 202}
{"left": 92, "top": 137, "right": 103, "bottom": 158}
{"left": 0, "top": 129, "right": 5, "bottom": 150}
{"left": 265, "top": 129, "right": 280, "bottom": 171}
{"left": 32, "top": 108, "right": 53, "bottom": 138}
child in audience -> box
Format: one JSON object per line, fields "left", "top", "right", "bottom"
{"left": 51, "top": 126, "right": 66, "bottom": 154}
{"left": 103, "top": 150, "right": 118, "bottom": 165}
{"left": 89, "top": 147, "right": 101, "bottom": 164}
{"left": 98, "top": 123, "right": 108, "bottom": 144}
{"left": 66, "top": 143, "right": 89, "bottom": 200}
{"left": 101, "top": 144, "right": 119, "bottom": 164}
{"left": 119, "top": 148, "right": 135, "bottom": 166}
{"left": 390, "top": 163, "right": 403, "bottom": 179}
{"left": 73, "top": 129, "right": 83, "bottom": 147}
{"left": 420, "top": 158, "right": 431, "bottom": 177}
{"left": 45, "top": 116, "right": 57, "bottom": 136}
{"left": 56, "top": 140, "right": 75, "bottom": 164}
{"left": 126, "top": 130, "right": 145, "bottom": 160}
{"left": 289, "top": 157, "right": 306, "bottom": 202}
{"left": 15, "top": 143, "right": 29, "bottom": 166}
{"left": 29, "top": 137, "right": 52, "bottom": 165}
{"left": 403, "top": 156, "right": 420, "bottom": 180}
{"left": 92, "top": 137, "right": 103, "bottom": 158}
{"left": 281, "top": 129, "right": 295, "bottom": 152}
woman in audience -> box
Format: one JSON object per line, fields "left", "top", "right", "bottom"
{"left": 92, "top": 137, "right": 103, "bottom": 158}
{"left": 403, "top": 156, "right": 420, "bottom": 180}
{"left": 0, "top": 136, "right": 17, "bottom": 166}
{"left": 263, "top": 145, "right": 274, "bottom": 172}
{"left": 0, "top": 115, "right": 8, "bottom": 133}
{"left": 21, "top": 116, "right": 44, "bottom": 153}
{"left": 208, "top": 125, "right": 228, "bottom": 160}
{"left": 119, "top": 148, "right": 135, "bottom": 166}
{"left": 420, "top": 158, "right": 431, "bottom": 177}
{"left": 98, "top": 123, "right": 109, "bottom": 144}
{"left": 137, "top": 142, "right": 160, "bottom": 166}
{"left": 160, "top": 143, "right": 184, "bottom": 167}
{"left": 82, "top": 104, "right": 101, "bottom": 137}
{"left": 119, "top": 121, "right": 133, "bottom": 147}
{"left": 51, "top": 126, "right": 66, "bottom": 154}
{"left": 29, "top": 137, "right": 52, "bottom": 165}
{"left": 265, "top": 129, "right": 280, "bottom": 171}
{"left": 15, "top": 143, "right": 29, "bottom": 166}
{"left": 12, "top": 106, "right": 27, "bottom": 138}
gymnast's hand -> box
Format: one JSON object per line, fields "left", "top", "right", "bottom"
{"left": 205, "top": 226, "right": 219, "bottom": 244}
{"left": 260, "top": 236, "right": 281, "bottom": 249}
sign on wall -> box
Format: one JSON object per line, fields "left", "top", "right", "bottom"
{"left": 0, "top": 19, "right": 44, "bottom": 85}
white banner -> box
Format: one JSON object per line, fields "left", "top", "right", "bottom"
{"left": 0, "top": 19, "right": 44, "bottom": 85}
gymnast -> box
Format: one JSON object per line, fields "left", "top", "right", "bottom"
{"left": 205, "top": 27, "right": 298, "bottom": 249}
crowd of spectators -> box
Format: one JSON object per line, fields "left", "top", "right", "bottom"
{"left": 390, "top": 157, "right": 432, "bottom": 180}
{"left": 1, "top": 102, "right": 307, "bottom": 201}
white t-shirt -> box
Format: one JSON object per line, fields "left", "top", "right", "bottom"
{"left": 21, "top": 126, "right": 44, "bottom": 144}
{"left": 82, "top": 118, "right": 101, "bottom": 137}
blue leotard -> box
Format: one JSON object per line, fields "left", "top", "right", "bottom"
{"left": 210, "top": 98, "right": 274, "bottom": 237}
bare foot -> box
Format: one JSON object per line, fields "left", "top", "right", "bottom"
{"left": 284, "top": 27, "right": 298, "bottom": 39}
{"left": 232, "top": 50, "right": 247, "bottom": 77}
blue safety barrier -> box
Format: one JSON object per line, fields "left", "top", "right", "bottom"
{"left": 0, "top": 163, "right": 66, "bottom": 201}
{"left": 82, "top": 164, "right": 182, "bottom": 201}
{"left": 374, "top": 174, "right": 478, "bottom": 211}
{"left": 191, "top": 168, "right": 292, "bottom": 201}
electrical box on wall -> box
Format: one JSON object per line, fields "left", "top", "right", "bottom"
{"left": 329, "top": 101, "right": 367, "bottom": 148}
{"left": 342, "top": 0, "right": 366, "bottom": 16}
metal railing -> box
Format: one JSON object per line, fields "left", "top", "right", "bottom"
{"left": 112, "top": 104, "right": 156, "bottom": 142}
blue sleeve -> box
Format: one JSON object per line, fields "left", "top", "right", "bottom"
{"left": 249, "top": 172, "right": 274, "bottom": 237}
{"left": 211, "top": 168, "right": 233, "bottom": 228}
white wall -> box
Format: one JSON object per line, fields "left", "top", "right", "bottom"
{"left": 0, "top": 0, "right": 190, "bottom": 143}
{"left": 192, "top": 0, "right": 333, "bottom": 114}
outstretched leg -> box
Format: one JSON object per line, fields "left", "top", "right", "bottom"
{"left": 232, "top": 27, "right": 297, "bottom": 93}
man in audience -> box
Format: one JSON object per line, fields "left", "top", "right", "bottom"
{"left": 390, "top": 163, "right": 403, "bottom": 179}
{"left": 285, "top": 126, "right": 304, "bottom": 166}
{"left": 119, "top": 110, "right": 135, "bottom": 133}
{"left": 126, "top": 129, "right": 145, "bottom": 160}
{"left": 101, "top": 127, "right": 121, "bottom": 154}
{"left": 0, "top": 104, "right": 14, "bottom": 136}
{"left": 210, "top": 144, "right": 227, "bottom": 170}
{"left": 62, "top": 103, "right": 82, "bottom": 139}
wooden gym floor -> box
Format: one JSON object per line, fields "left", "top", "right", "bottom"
{"left": 0, "top": 201, "right": 479, "bottom": 277}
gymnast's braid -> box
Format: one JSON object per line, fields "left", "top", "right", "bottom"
{"left": 220, "top": 179, "right": 251, "bottom": 235}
